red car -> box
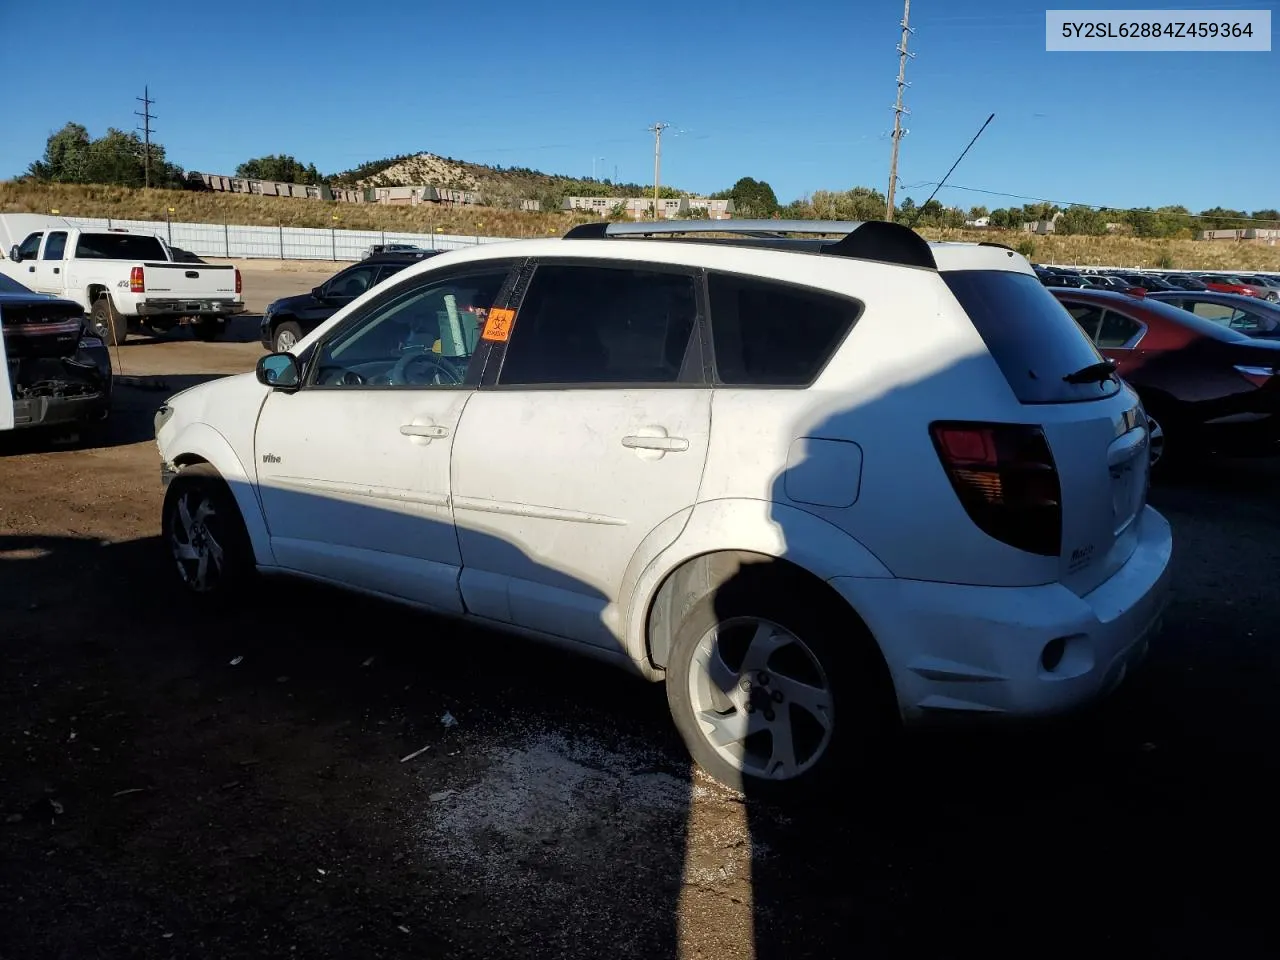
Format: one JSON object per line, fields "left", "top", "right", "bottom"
{"left": 1196, "top": 274, "right": 1264, "bottom": 298}
{"left": 1049, "top": 287, "right": 1280, "bottom": 471}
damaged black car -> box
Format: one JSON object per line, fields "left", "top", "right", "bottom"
{"left": 2, "top": 275, "right": 112, "bottom": 433}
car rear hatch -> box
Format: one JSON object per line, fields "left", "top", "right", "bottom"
{"left": 941, "top": 273, "right": 1150, "bottom": 598}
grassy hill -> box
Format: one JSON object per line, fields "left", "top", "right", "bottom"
{"left": 3, "top": 181, "right": 1279, "bottom": 271}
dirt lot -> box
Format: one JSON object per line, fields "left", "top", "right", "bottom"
{"left": 1, "top": 264, "right": 1277, "bottom": 958}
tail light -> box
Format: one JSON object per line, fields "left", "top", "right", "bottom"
{"left": 130, "top": 266, "right": 145, "bottom": 293}
{"left": 1234, "top": 364, "right": 1275, "bottom": 388}
{"left": 235, "top": 268, "right": 242, "bottom": 295}
{"left": 930, "top": 421, "right": 1062, "bottom": 556}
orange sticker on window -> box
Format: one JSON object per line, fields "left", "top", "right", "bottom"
{"left": 481, "top": 307, "right": 516, "bottom": 343}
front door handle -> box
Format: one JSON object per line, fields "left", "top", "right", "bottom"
{"left": 622, "top": 435, "right": 689, "bottom": 452}
{"left": 53, "top": 267, "right": 59, "bottom": 274}
{"left": 400, "top": 423, "right": 450, "bottom": 439}
{"left": 27, "top": 265, "right": 34, "bottom": 272}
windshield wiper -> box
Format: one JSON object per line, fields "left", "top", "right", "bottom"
{"left": 1063, "top": 360, "right": 1118, "bottom": 384}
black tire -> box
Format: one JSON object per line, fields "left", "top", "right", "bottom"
{"left": 273, "top": 320, "right": 304, "bottom": 354}
{"left": 664, "top": 562, "right": 898, "bottom": 802}
{"left": 193, "top": 317, "right": 226, "bottom": 342}
{"left": 90, "top": 297, "right": 128, "bottom": 346}
{"left": 161, "top": 464, "right": 255, "bottom": 603}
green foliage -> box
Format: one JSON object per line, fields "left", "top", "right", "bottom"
{"left": 25, "top": 122, "right": 185, "bottom": 189}
{"left": 1157, "top": 251, "right": 1175, "bottom": 269}
{"left": 718, "top": 177, "right": 778, "bottom": 218}
{"left": 1057, "top": 204, "right": 1107, "bottom": 236}
{"left": 1016, "top": 238, "right": 1037, "bottom": 258}
{"left": 235, "top": 154, "right": 323, "bottom": 184}
{"left": 794, "top": 186, "right": 887, "bottom": 221}
{"left": 967, "top": 205, "right": 989, "bottom": 220}
{"left": 987, "top": 208, "right": 1021, "bottom": 229}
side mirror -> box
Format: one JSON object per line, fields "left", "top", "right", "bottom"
{"left": 257, "top": 352, "right": 301, "bottom": 389}
{"left": 9, "top": 245, "right": 21, "bottom": 263}
{"left": 312, "top": 285, "right": 327, "bottom": 300}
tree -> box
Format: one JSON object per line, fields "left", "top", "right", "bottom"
{"left": 25, "top": 122, "right": 184, "bottom": 188}
{"left": 967, "top": 205, "right": 989, "bottom": 220}
{"left": 1056, "top": 204, "right": 1107, "bottom": 236}
{"left": 1251, "top": 208, "right": 1280, "bottom": 225}
{"left": 235, "top": 154, "right": 323, "bottom": 184}
{"left": 717, "top": 177, "right": 778, "bottom": 218}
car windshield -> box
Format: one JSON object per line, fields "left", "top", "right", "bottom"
{"left": 0, "top": 274, "right": 34, "bottom": 294}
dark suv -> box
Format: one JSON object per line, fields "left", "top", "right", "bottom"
{"left": 259, "top": 251, "right": 440, "bottom": 352}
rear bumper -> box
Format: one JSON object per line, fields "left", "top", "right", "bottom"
{"left": 829, "top": 504, "right": 1174, "bottom": 720}
{"left": 136, "top": 299, "right": 244, "bottom": 317}
{"left": 12, "top": 391, "right": 109, "bottom": 429}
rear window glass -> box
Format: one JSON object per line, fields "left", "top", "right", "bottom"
{"left": 943, "top": 270, "right": 1119, "bottom": 404}
{"left": 707, "top": 272, "right": 862, "bottom": 385}
{"left": 74, "top": 233, "right": 168, "bottom": 261}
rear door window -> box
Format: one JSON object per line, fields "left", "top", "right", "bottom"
{"left": 706, "top": 273, "right": 862, "bottom": 385}
{"left": 1097, "top": 310, "right": 1144, "bottom": 348}
{"left": 74, "top": 233, "right": 167, "bottom": 261}
{"left": 943, "top": 271, "right": 1119, "bottom": 403}
{"left": 42, "top": 232, "right": 68, "bottom": 260}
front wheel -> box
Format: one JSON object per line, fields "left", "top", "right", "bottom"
{"left": 664, "top": 565, "right": 897, "bottom": 801}
{"left": 273, "top": 320, "right": 303, "bottom": 354}
{"left": 161, "top": 464, "right": 255, "bottom": 602}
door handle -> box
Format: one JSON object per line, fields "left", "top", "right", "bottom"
{"left": 53, "top": 267, "right": 60, "bottom": 274}
{"left": 400, "top": 423, "right": 449, "bottom": 439}
{"left": 27, "top": 266, "right": 34, "bottom": 272}
{"left": 622, "top": 435, "right": 689, "bottom": 452}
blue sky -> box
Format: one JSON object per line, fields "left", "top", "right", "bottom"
{"left": 3, "top": 0, "right": 1277, "bottom": 212}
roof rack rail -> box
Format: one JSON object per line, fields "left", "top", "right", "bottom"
{"left": 561, "top": 219, "right": 937, "bottom": 270}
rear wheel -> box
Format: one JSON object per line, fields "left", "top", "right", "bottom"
{"left": 664, "top": 564, "right": 897, "bottom": 801}
{"left": 161, "top": 464, "right": 255, "bottom": 602}
{"left": 90, "top": 297, "right": 128, "bottom": 346}
{"left": 273, "top": 320, "right": 303, "bottom": 353}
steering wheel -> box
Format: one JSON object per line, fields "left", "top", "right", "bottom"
{"left": 386, "top": 347, "right": 464, "bottom": 386}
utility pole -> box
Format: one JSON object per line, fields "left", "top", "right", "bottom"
{"left": 885, "top": 0, "right": 913, "bottom": 221}
{"left": 135, "top": 86, "right": 156, "bottom": 189}
{"left": 648, "top": 122, "right": 670, "bottom": 221}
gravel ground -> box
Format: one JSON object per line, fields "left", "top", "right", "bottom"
{"left": 1, "top": 268, "right": 1276, "bottom": 958}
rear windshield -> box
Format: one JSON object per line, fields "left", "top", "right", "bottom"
{"left": 74, "top": 233, "right": 168, "bottom": 261}
{"left": 944, "top": 270, "right": 1120, "bottom": 404}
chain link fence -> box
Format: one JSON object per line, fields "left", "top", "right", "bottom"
{"left": 57, "top": 215, "right": 512, "bottom": 262}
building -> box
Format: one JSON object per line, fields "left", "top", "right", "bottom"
{"left": 189, "top": 172, "right": 364, "bottom": 203}
{"left": 1197, "top": 228, "right": 1280, "bottom": 243}
{"left": 964, "top": 216, "right": 990, "bottom": 228}
{"left": 562, "top": 196, "right": 735, "bottom": 220}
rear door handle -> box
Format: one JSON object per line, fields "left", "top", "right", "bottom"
{"left": 53, "top": 267, "right": 60, "bottom": 274}
{"left": 400, "top": 424, "right": 450, "bottom": 438}
{"left": 622, "top": 435, "right": 689, "bottom": 452}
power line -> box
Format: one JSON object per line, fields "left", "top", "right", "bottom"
{"left": 885, "top": 0, "right": 914, "bottom": 221}
{"left": 135, "top": 86, "right": 156, "bottom": 189}
{"left": 915, "top": 181, "right": 1280, "bottom": 224}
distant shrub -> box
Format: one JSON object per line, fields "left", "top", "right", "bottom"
{"left": 1016, "top": 238, "right": 1037, "bottom": 258}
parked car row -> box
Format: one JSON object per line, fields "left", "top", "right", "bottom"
{"left": 1034, "top": 263, "right": 1280, "bottom": 301}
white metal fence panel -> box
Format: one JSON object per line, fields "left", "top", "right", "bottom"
{"left": 57, "top": 214, "right": 516, "bottom": 262}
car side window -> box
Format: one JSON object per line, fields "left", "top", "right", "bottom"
{"left": 1065, "top": 304, "right": 1104, "bottom": 341}
{"left": 325, "top": 265, "right": 380, "bottom": 301}
{"left": 41, "top": 232, "right": 68, "bottom": 260}
{"left": 705, "top": 272, "right": 862, "bottom": 385}
{"left": 497, "top": 263, "right": 699, "bottom": 386}
{"left": 1097, "top": 310, "right": 1143, "bottom": 348}
{"left": 1191, "top": 301, "right": 1234, "bottom": 322}
{"left": 310, "top": 268, "right": 509, "bottom": 389}
{"left": 17, "top": 233, "right": 43, "bottom": 260}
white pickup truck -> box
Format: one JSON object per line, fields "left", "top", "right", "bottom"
{"left": 0, "top": 225, "right": 245, "bottom": 345}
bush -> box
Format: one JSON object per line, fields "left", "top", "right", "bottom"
{"left": 1016, "top": 238, "right": 1037, "bottom": 258}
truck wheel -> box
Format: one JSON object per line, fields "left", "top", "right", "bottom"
{"left": 90, "top": 297, "right": 128, "bottom": 346}
{"left": 193, "top": 317, "right": 226, "bottom": 342}
{"left": 273, "top": 321, "right": 303, "bottom": 353}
